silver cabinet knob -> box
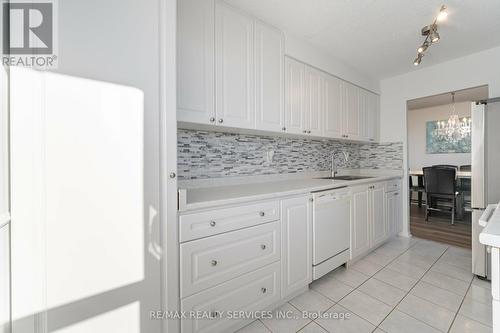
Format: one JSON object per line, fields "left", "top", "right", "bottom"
{"left": 210, "top": 220, "right": 216, "bottom": 227}
{"left": 302, "top": 130, "right": 307, "bottom": 133}
{"left": 218, "top": 118, "right": 223, "bottom": 124}
{"left": 261, "top": 244, "right": 266, "bottom": 250}
{"left": 209, "top": 117, "right": 215, "bottom": 123}
{"left": 282, "top": 127, "right": 286, "bottom": 131}
{"left": 309, "top": 198, "right": 314, "bottom": 202}
{"left": 307, "top": 130, "right": 311, "bottom": 134}
{"left": 169, "top": 172, "right": 176, "bottom": 179}
{"left": 211, "top": 260, "right": 218, "bottom": 266}
{"left": 261, "top": 287, "right": 267, "bottom": 294}
{"left": 259, "top": 211, "right": 265, "bottom": 217}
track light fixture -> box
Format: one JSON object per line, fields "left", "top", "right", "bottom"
{"left": 412, "top": 5, "right": 447, "bottom": 66}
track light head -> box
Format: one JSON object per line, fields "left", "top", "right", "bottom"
{"left": 437, "top": 5, "right": 448, "bottom": 22}
{"left": 430, "top": 29, "right": 440, "bottom": 43}
{"left": 414, "top": 54, "right": 423, "bottom": 66}
{"left": 417, "top": 42, "right": 429, "bottom": 53}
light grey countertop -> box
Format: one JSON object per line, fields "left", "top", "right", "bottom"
{"left": 480, "top": 202, "right": 500, "bottom": 248}
{"left": 178, "top": 169, "right": 403, "bottom": 212}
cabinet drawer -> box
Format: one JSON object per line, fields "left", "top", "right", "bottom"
{"left": 385, "top": 179, "right": 401, "bottom": 192}
{"left": 180, "top": 222, "right": 280, "bottom": 297}
{"left": 181, "top": 262, "right": 281, "bottom": 333}
{"left": 180, "top": 201, "right": 280, "bottom": 242}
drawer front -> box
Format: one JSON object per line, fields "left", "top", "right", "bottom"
{"left": 181, "top": 222, "right": 280, "bottom": 297}
{"left": 180, "top": 201, "right": 280, "bottom": 242}
{"left": 385, "top": 179, "right": 401, "bottom": 192}
{"left": 181, "top": 262, "right": 281, "bottom": 333}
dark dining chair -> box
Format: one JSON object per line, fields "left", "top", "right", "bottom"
{"left": 459, "top": 165, "right": 471, "bottom": 211}
{"left": 409, "top": 175, "right": 425, "bottom": 207}
{"left": 423, "top": 166, "right": 460, "bottom": 225}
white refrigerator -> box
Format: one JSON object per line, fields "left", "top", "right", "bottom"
{"left": 472, "top": 98, "right": 500, "bottom": 278}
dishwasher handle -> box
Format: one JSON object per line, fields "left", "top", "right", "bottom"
{"left": 479, "top": 204, "right": 498, "bottom": 227}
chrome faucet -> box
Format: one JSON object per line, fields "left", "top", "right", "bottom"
{"left": 330, "top": 151, "right": 349, "bottom": 178}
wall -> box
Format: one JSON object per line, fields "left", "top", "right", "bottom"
{"left": 178, "top": 129, "right": 402, "bottom": 179}
{"left": 380, "top": 46, "right": 500, "bottom": 143}
{"left": 379, "top": 45, "right": 500, "bottom": 237}
{"left": 407, "top": 102, "right": 471, "bottom": 170}
{"left": 285, "top": 34, "right": 380, "bottom": 94}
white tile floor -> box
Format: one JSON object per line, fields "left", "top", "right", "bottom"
{"left": 237, "top": 237, "right": 493, "bottom": 333}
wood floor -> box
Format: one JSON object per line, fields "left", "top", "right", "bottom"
{"left": 410, "top": 205, "right": 471, "bottom": 248}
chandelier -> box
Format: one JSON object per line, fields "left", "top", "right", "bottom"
{"left": 434, "top": 92, "right": 472, "bottom": 143}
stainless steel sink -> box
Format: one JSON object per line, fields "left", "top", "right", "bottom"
{"left": 317, "top": 175, "right": 374, "bottom": 181}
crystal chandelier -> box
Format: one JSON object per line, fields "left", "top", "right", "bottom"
{"left": 434, "top": 92, "right": 472, "bottom": 143}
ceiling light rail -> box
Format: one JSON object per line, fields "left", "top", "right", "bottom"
{"left": 413, "top": 5, "right": 447, "bottom": 66}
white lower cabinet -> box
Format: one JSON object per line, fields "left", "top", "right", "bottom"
{"left": 386, "top": 189, "right": 402, "bottom": 236}
{"left": 280, "top": 195, "right": 313, "bottom": 298}
{"left": 180, "top": 222, "right": 280, "bottom": 297}
{"left": 351, "top": 186, "right": 371, "bottom": 259}
{"left": 181, "top": 262, "right": 281, "bottom": 333}
{"left": 351, "top": 181, "right": 393, "bottom": 260}
{"left": 370, "top": 183, "right": 387, "bottom": 248}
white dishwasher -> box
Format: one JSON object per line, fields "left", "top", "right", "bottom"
{"left": 312, "top": 187, "right": 351, "bottom": 280}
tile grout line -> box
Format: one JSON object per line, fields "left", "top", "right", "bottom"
{"left": 311, "top": 238, "right": 421, "bottom": 332}
{"left": 371, "top": 241, "right": 450, "bottom": 332}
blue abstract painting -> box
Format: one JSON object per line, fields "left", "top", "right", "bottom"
{"left": 426, "top": 118, "right": 471, "bottom": 154}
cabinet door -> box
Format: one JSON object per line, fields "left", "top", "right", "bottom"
{"left": 177, "top": 0, "right": 215, "bottom": 124}
{"left": 281, "top": 195, "right": 312, "bottom": 298}
{"left": 255, "top": 21, "right": 284, "bottom": 132}
{"left": 371, "top": 184, "right": 387, "bottom": 247}
{"left": 342, "top": 83, "right": 360, "bottom": 140}
{"left": 285, "top": 57, "right": 305, "bottom": 134}
{"left": 363, "top": 91, "right": 379, "bottom": 142}
{"left": 323, "top": 74, "right": 343, "bottom": 139}
{"left": 394, "top": 191, "right": 402, "bottom": 234}
{"left": 215, "top": 1, "right": 255, "bottom": 128}
{"left": 304, "top": 66, "right": 323, "bottom": 136}
{"left": 386, "top": 192, "right": 395, "bottom": 237}
{"left": 358, "top": 89, "right": 369, "bottom": 141}
{"left": 351, "top": 186, "right": 371, "bottom": 259}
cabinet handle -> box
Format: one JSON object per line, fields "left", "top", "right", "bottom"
{"left": 211, "top": 260, "right": 218, "bottom": 266}
{"left": 209, "top": 220, "right": 216, "bottom": 227}
{"left": 282, "top": 127, "right": 286, "bottom": 131}
{"left": 209, "top": 117, "right": 215, "bottom": 123}
{"left": 307, "top": 130, "right": 311, "bottom": 134}
{"left": 259, "top": 211, "right": 265, "bottom": 217}
{"left": 309, "top": 198, "right": 314, "bottom": 202}
{"left": 169, "top": 172, "right": 176, "bottom": 179}
{"left": 261, "top": 287, "right": 267, "bottom": 294}
{"left": 218, "top": 118, "right": 223, "bottom": 124}
{"left": 302, "top": 130, "right": 307, "bottom": 133}
{"left": 394, "top": 192, "right": 399, "bottom": 195}
{"left": 261, "top": 244, "right": 266, "bottom": 250}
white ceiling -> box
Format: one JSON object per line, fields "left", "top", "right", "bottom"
{"left": 224, "top": 0, "right": 500, "bottom": 80}
{"left": 407, "top": 85, "right": 488, "bottom": 110}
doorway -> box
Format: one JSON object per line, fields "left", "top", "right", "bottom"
{"left": 405, "top": 85, "right": 488, "bottom": 248}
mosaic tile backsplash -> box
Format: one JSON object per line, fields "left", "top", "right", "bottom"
{"left": 178, "top": 129, "right": 403, "bottom": 180}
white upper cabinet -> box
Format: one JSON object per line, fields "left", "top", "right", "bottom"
{"left": 304, "top": 66, "right": 324, "bottom": 136}
{"left": 360, "top": 89, "right": 379, "bottom": 142}
{"left": 285, "top": 57, "right": 305, "bottom": 135}
{"left": 177, "top": 0, "right": 215, "bottom": 124}
{"left": 342, "top": 82, "right": 360, "bottom": 140}
{"left": 323, "top": 74, "right": 343, "bottom": 139}
{"left": 254, "top": 21, "right": 284, "bottom": 132}
{"left": 215, "top": 1, "right": 255, "bottom": 128}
